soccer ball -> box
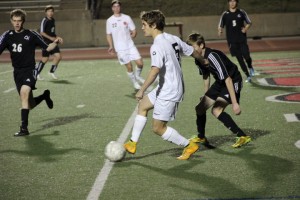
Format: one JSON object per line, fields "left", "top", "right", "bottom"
{"left": 105, "top": 141, "right": 126, "bottom": 162}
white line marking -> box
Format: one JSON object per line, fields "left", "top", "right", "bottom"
{"left": 295, "top": 140, "right": 300, "bottom": 149}
{"left": 86, "top": 105, "right": 138, "bottom": 200}
{"left": 3, "top": 87, "right": 15, "bottom": 93}
{"left": 284, "top": 114, "right": 299, "bottom": 122}
{"left": 265, "top": 93, "right": 300, "bottom": 104}
{"left": 0, "top": 70, "right": 13, "bottom": 75}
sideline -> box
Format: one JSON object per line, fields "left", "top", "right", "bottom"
{"left": 86, "top": 105, "right": 138, "bottom": 200}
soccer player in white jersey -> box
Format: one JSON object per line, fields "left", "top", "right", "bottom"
{"left": 124, "top": 10, "right": 206, "bottom": 160}
{"left": 106, "top": 0, "right": 144, "bottom": 90}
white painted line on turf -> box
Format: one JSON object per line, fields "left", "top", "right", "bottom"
{"left": 76, "top": 104, "right": 85, "bottom": 108}
{"left": 3, "top": 87, "right": 15, "bottom": 93}
{"left": 265, "top": 93, "right": 300, "bottom": 104}
{"left": 284, "top": 114, "right": 300, "bottom": 122}
{"left": 86, "top": 105, "right": 138, "bottom": 200}
{"left": 0, "top": 70, "right": 13, "bottom": 75}
{"left": 295, "top": 140, "right": 300, "bottom": 149}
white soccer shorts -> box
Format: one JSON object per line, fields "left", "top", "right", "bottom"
{"left": 117, "top": 46, "right": 141, "bottom": 65}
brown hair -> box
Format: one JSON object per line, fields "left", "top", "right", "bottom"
{"left": 10, "top": 9, "right": 27, "bottom": 22}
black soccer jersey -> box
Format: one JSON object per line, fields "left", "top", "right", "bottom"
{"left": 0, "top": 29, "right": 48, "bottom": 69}
{"left": 218, "top": 9, "right": 251, "bottom": 43}
{"left": 40, "top": 17, "right": 56, "bottom": 44}
{"left": 195, "top": 48, "right": 242, "bottom": 83}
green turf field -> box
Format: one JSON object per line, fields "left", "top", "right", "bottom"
{"left": 0, "top": 51, "right": 299, "bottom": 200}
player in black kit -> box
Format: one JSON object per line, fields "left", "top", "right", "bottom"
{"left": 36, "top": 5, "right": 63, "bottom": 80}
{"left": 218, "top": 0, "right": 256, "bottom": 83}
{"left": 0, "top": 9, "right": 60, "bottom": 136}
{"left": 186, "top": 33, "right": 251, "bottom": 148}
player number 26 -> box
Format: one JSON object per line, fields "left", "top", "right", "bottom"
{"left": 12, "top": 43, "right": 22, "bottom": 52}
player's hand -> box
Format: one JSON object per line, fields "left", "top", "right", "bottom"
{"left": 232, "top": 103, "right": 241, "bottom": 115}
{"left": 135, "top": 90, "right": 144, "bottom": 102}
{"left": 241, "top": 27, "right": 247, "bottom": 33}
{"left": 56, "top": 36, "right": 63, "bottom": 44}
{"left": 53, "top": 38, "right": 60, "bottom": 44}
{"left": 108, "top": 47, "right": 115, "bottom": 55}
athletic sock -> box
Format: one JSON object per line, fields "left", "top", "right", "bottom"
{"left": 21, "top": 109, "right": 29, "bottom": 130}
{"left": 246, "top": 57, "right": 253, "bottom": 69}
{"left": 217, "top": 112, "right": 246, "bottom": 137}
{"left": 34, "top": 93, "right": 45, "bottom": 106}
{"left": 36, "top": 61, "right": 45, "bottom": 74}
{"left": 127, "top": 72, "right": 137, "bottom": 84}
{"left": 236, "top": 55, "right": 250, "bottom": 77}
{"left": 131, "top": 115, "right": 147, "bottom": 142}
{"left": 161, "top": 126, "right": 189, "bottom": 147}
{"left": 50, "top": 65, "right": 57, "bottom": 73}
{"left": 135, "top": 66, "right": 142, "bottom": 77}
{"left": 196, "top": 113, "right": 206, "bottom": 138}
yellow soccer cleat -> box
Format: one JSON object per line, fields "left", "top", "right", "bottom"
{"left": 232, "top": 136, "right": 251, "bottom": 148}
{"left": 124, "top": 140, "right": 137, "bottom": 154}
{"left": 189, "top": 135, "right": 209, "bottom": 144}
{"left": 177, "top": 142, "right": 199, "bottom": 160}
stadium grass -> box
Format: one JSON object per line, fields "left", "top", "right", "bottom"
{"left": 0, "top": 51, "right": 299, "bottom": 200}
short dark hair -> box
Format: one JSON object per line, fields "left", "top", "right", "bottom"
{"left": 10, "top": 9, "right": 26, "bottom": 22}
{"left": 45, "top": 5, "right": 54, "bottom": 12}
{"left": 140, "top": 10, "right": 165, "bottom": 31}
{"left": 228, "top": 0, "right": 239, "bottom": 3}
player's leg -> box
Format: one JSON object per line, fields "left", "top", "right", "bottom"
{"left": 30, "top": 90, "right": 53, "bottom": 110}
{"left": 124, "top": 62, "right": 140, "bottom": 90}
{"left": 230, "top": 43, "right": 251, "bottom": 82}
{"left": 124, "top": 92, "right": 154, "bottom": 154}
{"left": 36, "top": 50, "right": 49, "bottom": 80}
{"left": 134, "top": 58, "right": 145, "bottom": 84}
{"left": 49, "top": 51, "right": 62, "bottom": 80}
{"left": 241, "top": 43, "right": 256, "bottom": 77}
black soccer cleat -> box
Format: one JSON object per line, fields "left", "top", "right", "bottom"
{"left": 14, "top": 127, "right": 30, "bottom": 137}
{"left": 44, "top": 90, "right": 53, "bottom": 109}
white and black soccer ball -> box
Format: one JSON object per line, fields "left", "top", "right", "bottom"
{"left": 105, "top": 141, "right": 126, "bottom": 162}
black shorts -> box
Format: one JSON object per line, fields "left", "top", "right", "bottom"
{"left": 205, "top": 80, "right": 242, "bottom": 104}
{"left": 14, "top": 68, "right": 37, "bottom": 94}
{"left": 42, "top": 45, "right": 60, "bottom": 57}
{"left": 229, "top": 42, "right": 250, "bottom": 57}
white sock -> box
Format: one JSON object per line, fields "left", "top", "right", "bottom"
{"left": 135, "top": 66, "right": 142, "bottom": 77}
{"left": 127, "top": 72, "right": 136, "bottom": 84}
{"left": 161, "top": 127, "right": 189, "bottom": 147}
{"left": 131, "top": 115, "right": 147, "bottom": 142}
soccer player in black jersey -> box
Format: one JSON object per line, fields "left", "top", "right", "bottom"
{"left": 0, "top": 9, "right": 60, "bottom": 136}
{"left": 186, "top": 33, "right": 251, "bottom": 148}
{"left": 218, "top": 0, "right": 256, "bottom": 83}
{"left": 36, "top": 5, "right": 63, "bottom": 80}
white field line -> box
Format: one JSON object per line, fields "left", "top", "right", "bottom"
{"left": 86, "top": 105, "right": 138, "bottom": 200}
{"left": 3, "top": 87, "right": 15, "bottom": 93}
{"left": 0, "top": 69, "right": 13, "bottom": 75}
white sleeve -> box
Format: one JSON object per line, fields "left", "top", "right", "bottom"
{"left": 128, "top": 16, "right": 136, "bottom": 31}
{"left": 106, "top": 19, "right": 111, "bottom": 34}
{"left": 150, "top": 44, "right": 164, "bottom": 69}
{"left": 178, "top": 39, "right": 194, "bottom": 56}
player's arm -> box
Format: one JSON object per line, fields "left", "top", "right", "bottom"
{"left": 225, "top": 77, "right": 241, "bottom": 115}
{"left": 218, "top": 11, "right": 226, "bottom": 37}
{"left": 241, "top": 9, "right": 252, "bottom": 33}
{"left": 203, "top": 73, "right": 210, "bottom": 93}
{"left": 106, "top": 34, "right": 114, "bottom": 54}
{"left": 40, "top": 31, "right": 56, "bottom": 42}
{"left": 130, "top": 29, "right": 137, "bottom": 38}
{"left": 136, "top": 66, "right": 159, "bottom": 101}
{"left": 0, "top": 31, "right": 9, "bottom": 55}
{"left": 46, "top": 38, "right": 59, "bottom": 52}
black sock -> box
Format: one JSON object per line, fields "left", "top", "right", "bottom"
{"left": 196, "top": 113, "right": 206, "bottom": 138}
{"left": 21, "top": 109, "right": 29, "bottom": 130}
{"left": 50, "top": 65, "right": 57, "bottom": 73}
{"left": 217, "top": 112, "right": 246, "bottom": 137}
{"left": 34, "top": 92, "right": 46, "bottom": 106}
{"left": 36, "top": 61, "right": 45, "bottom": 74}
{"left": 236, "top": 55, "right": 250, "bottom": 77}
{"left": 246, "top": 57, "right": 253, "bottom": 69}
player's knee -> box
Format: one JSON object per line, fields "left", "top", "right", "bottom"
{"left": 211, "top": 108, "right": 222, "bottom": 118}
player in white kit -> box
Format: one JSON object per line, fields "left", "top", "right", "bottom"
{"left": 106, "top": 0, "right": 144, "bottom": 90}
{"left": 124, "top": 10, "right": 205, "bottom": 160}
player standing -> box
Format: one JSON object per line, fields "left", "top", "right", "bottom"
{"left": 218, "top": 0, "right": 256, "bottom": 83}
{"left": 0, "top": 9, "right": 60, "bottom": 136}
{"left": 36, "top": 5, "right": 63, "bottom": 80}
{"left": 187, "top": 33, "right": 251, "bottom": 148}
{"left": 124, "top": 10, "right": 205, "bottom": 160}
{"left": 106, "top": 0, "right": 145, "bottom": 90}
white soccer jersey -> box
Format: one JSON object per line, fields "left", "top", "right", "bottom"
{"left": 151, "top": 33, "right": 193, "bottom": 102}
{"left": 106, "top": 14, "right": 136, "bottom": 52}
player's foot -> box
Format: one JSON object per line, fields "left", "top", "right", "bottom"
{"left": 249, "top": 68, "right": 255, "bottom": 77}
{"left": 136, "top": 76, "right": 145, "bottom": 84}
{"left": 189, "top": 135, "right": 209, "bottom": 145}
{"left": 177, "top": 141, "right": 199, "bottom": 160}
{"left": 14, "top": 127, "right": 30, "bottom": 137}
{"left": 245, "top": 76, "right": 251, "bottom": 83}
{"left": 49, "top": 72, "right": 58, "bottom": 80}
{"left": 133, "top": 82, "right": 141, "bottom": 90}
{"left": 43, "top": 90, "right": 53, "bottom": 109}
{"left": 232, "top": 136, "right": 251, "bottom": 148}
{"left": 124, "top": 140, "right": 137, "bottom": 154}
{"left": 37, "top": 74, "right": 44, "bottom": 80}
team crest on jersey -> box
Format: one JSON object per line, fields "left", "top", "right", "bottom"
{"left": 123, "top": 21, "right": 128, "bottom": 26}
{"left": 24, "top": 35, "right": 30, "bottom": 40}
{"left": 237, "top": 14, "right": 241, "bottom": 18}
{"left": 152, "top": 51, "right": 156, "bottom": 55}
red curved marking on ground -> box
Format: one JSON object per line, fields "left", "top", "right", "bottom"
{"left": 272, "top": 77, "right": 300, "bottom": 86}
{"left": 285, "top": 93, "right": 300, "bottom": 101}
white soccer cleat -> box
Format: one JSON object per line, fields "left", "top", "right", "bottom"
{"left": 49, "top": 72, "right": 58, "bottom": 80}
{"left": 133, "top": 82, "right": 141, "bottom": 90}
{"left": 37, "top": 74, "right": 44, "bottom": 81}
{"left": 136, "top": 76, "right": 145, "bottom": 84}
